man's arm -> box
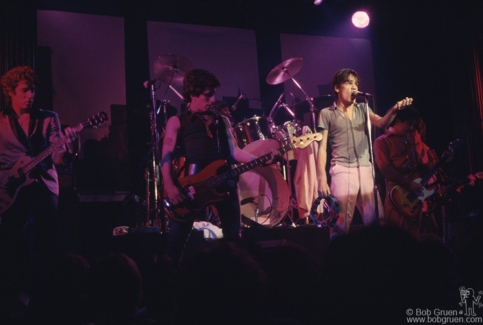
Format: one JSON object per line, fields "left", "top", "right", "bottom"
{"left": 222, "top": 116, "right": 258, "bottom": 164}
{"left": 161, "top": 116, "right": 185, "bottom": 204}
{"left": 49, "top": 112, "right": 80, "bottom": 166}
{"left": 370, "top": 97, "right": 414, "bottom": 129}
{"left": 316, "top": 129, "right": 330, "bottom": 196}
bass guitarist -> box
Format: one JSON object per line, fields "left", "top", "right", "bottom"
{"left": 0, "top": 66, "right": 80, "bottom": 285}
{"left": 161, "top": 69, "right": 275, "bottom": 266}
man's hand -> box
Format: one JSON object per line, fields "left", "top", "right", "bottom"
{"left": 393, "top": 97, "right": 414, "bottom": 111}
{"left": 264, "top": 148, "right": 281, "bottom": 165}
{"left": 409, "top": 181, "right": 424, "bottom": 195}
{"left": 63, "top": 127, "right": 81, "bottom": 154}
{"left": 165, "top": 183, "right": 186, "bottom": 205}
{"left": 318, "top": 181, "right": 331, "bottom": 198}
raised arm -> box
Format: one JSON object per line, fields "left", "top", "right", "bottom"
{"left": 161, "top": 116, "right": 185, "bottom": 204}
{"left": 222, "top": 116, "right": 258, "bottom": 164}
{"left": 370, "top": 97, "right": 414, "bottom": 129}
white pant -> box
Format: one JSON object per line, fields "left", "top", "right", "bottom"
{"left": 329, "top": 164, "right": 384, "bottom": 237}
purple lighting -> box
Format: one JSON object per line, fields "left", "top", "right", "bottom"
{"left": 352, "top": 11, "right": 370, "bottom": 28}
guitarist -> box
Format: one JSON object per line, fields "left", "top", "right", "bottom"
{"left": 0, "top": 66, "right": 80, "bottom": 283}
{"left": 161, "top": 69, "right": 274, "bottom": 265}
{"left": 373, "top": 106, "right": 423, "bottom": 238}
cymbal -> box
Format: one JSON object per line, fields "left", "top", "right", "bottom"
{"left": 266, "top": 58, "right": 303, "bottom": 85}
{"left": 154, "top": 54, "right": 193, "bottom": 85}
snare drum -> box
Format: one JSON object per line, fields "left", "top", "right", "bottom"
{"left": 234, "top": 116, "right": 275, "bottom": 148}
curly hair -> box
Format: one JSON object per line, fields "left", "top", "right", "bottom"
{"left": 0, "top": 66, "right": 37, "bottom": 105}
{"left": 414, "top": 117, "right": 427, "bottom": 142}
{"left": 388, "top": 105, "right": 420, "bottom": 128}
{"left": 332, "top": 68, "right": 360, "bottom": 96}
{"left": 182, "top": 69, "right": 221, "bottom": 104}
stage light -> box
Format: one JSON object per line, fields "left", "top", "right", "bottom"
{"left": 352, "top": 11, "right": 370, "bottom": 28}
{"left": 314, "top": 0, "right": 323, "bottom": 5}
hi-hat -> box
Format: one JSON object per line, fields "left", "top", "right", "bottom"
{"left": 266, "top": 58, "right": 303, "bottom": 85}
{"left": 154, "top": 54, "right": 193, "bottom": 85}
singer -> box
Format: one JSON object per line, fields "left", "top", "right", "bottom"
{"left": 316, "top": 68, "right": 413, "bottom": 238}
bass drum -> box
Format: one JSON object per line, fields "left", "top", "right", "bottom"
{"left": 239, "top": 167, "right": 289, "bottom": 227}
{"left": 239, "top": 140, "right": 289, "bottom": 227}
{"left": 234, "top": 116, "right": 275, "bottom": 149}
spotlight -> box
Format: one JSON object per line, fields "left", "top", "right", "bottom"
{"left": 314, "top": 0, "right": 323, "bottom": 5}
{"left": 352, "top": 11, "right": 370, "bottom": 28}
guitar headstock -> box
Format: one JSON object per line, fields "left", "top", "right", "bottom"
{"left": 290, "top": 132, "right": 323, "bottom": 149}
{"left": 85, "top": 111, "right": 109, "bottom": 129}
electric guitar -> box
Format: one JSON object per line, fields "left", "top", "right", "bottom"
{"left": 164, "top": 132, "right": 323, "bottom": 222}
{"left": 0, "top": 112, "right": 108, "bottom": 215}
{"left": 389, "top": 139, "right": 462, "bottom": 221}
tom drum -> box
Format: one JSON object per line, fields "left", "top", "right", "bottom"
{"left": 234, "top": 116, "right": 275, "bottom": 149}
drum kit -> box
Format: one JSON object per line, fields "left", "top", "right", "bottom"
{"left": 236, "top": 57, "right": 324, "bottom": 228}
{"left": 145, "top": 54, "right": 327, "bottom": 229}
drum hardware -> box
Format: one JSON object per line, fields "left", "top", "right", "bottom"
{"left": 234, "top": 116, "right": 275, "bottom": 149}
{"left": 268, "top": 92, "right": 295, "bottom": 120}
{"left": 266, "top": 57, "right": 317, "bottom": 131}
{"left": 142, "top": 54, "right": 193, "bottom": 234}
{"left": 239, "top": 162, "right": 290, "bottom": 228}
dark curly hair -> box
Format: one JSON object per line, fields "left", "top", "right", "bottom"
{"left": 1, "top": 66, "right": 37, "bottom": 106}
{"left": 414, "top": 117, "right": 427, "bottom": 142}
{"left": 388, "top": 105, "right": 420, "bottom": 128}
{"left": 332, "top": 68, "right": 360, "bottom": 96}
{"left": 182, "top": 69, "right": 221, "bottom": 104}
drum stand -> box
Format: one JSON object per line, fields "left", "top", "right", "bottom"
{"left": 277, "top": 103, "right": 298, "bottom": 227}
{"left": 280, "top": 154, "right": 297, "bottom": 227}
{"left": 141, "top": 82, "right": 165, "bottom": 233}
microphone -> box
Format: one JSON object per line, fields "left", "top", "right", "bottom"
{"left": 231, "top": 90, "right": 244, "bottom": 111}
{"left": 143, "top": 79, "right": 157, "bottom": 88}
{"left": 352, "top": 91, "right": 372, "bottom": 97}
{"left": 270, "top": 93, "right": 285, "bottom": 112}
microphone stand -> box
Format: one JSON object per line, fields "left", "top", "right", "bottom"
{"left": 362, "top": 96, "right": 380, "bottom": 225}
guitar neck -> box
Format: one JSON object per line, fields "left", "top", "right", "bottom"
{"left": 420, "top": 146, "right": 458, "bottom": 186}
{"left": 21, "top": 123, "right": 85, "bottom": 175}
{"left": 210, "top": 143, "right": 293, "bottom": 188}
{"left": 439, "top": 172, "right": 483, "bottom": 195}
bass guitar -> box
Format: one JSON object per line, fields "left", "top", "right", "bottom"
{"left": 0, "top": 112, "right": 108, "bottom": 215}
{"left": 164, "top": 132, "right": 323, "bottom": 222}
{"left": 389, "top": 139, "right": 462, "bottom": 221}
